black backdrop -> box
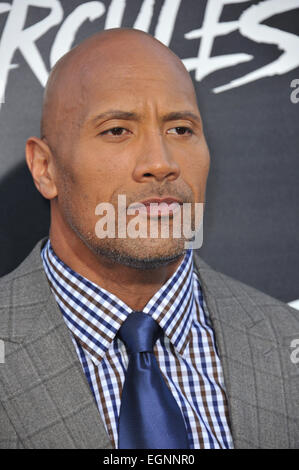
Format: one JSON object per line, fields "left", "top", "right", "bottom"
{"left": 0, "top": 0, "right": 298, "bottom": 303}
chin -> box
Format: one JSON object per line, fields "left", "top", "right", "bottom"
{"left": 88, "top": 237, "right": 187, "bottom": 270}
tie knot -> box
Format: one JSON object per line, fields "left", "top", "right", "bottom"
{"left": 117, "top": 311, "right": 163, "bottom": 354}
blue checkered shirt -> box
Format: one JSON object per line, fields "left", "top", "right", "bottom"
{"left": 41, "top": 239, "right": 233, "bottom": 448}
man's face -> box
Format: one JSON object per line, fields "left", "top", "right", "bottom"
{"left": 53, "top": 43, "right": 210, "bottom": 268}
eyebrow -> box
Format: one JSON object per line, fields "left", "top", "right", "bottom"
{"left": 161, "top": 111, "right": 202, "bottom": 124}
{"left": 91, "top": 110, "right": 139, "bottom": 124}
{"left": 90, "top": 110, "right": 202, "bottom": 126}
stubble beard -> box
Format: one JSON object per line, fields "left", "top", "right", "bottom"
{"left": 58, "top": 179, "right": 194, "bottom": 270}
{"left": 70, "top": 222, "right": 187, "bottom": 269}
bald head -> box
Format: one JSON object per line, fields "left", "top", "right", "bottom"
{"left": 41, "top": 28, "right": 196, "bottom": 155}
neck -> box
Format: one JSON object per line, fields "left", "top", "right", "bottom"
{"left": 49, "top": 224, "right": 184, "bottom": 311}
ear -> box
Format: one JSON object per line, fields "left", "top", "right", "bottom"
{"left": 25, "top": 136, "right": 58, "bottom": 200}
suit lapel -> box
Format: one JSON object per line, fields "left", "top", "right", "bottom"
{"left": 192, "top": 252, "right": 289, "bottom": 449}
{"left": 1, "top": 242, "right": 112, "bottom": 449}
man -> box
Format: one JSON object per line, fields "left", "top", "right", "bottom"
{"left": 0, "top": 28, "right": 298, "bottom": 449}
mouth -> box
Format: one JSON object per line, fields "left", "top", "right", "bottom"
{"left": 129, "top": 197, "right": 183, "bottom": 217}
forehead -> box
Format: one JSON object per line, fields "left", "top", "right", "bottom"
{"left": 79, "top": 60, "right": 198, "bottom": 126}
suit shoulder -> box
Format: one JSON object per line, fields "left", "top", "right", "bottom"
{"left": 193, "top": 252, "right": 299, "bottom": 332}
{"left": 0, "top": 240, "right": 48, "bottom": 302}
{"left": 0, "top": 239, "right": 51, "bottom": 340}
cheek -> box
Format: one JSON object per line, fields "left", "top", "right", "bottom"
{"left": 180, "top": 142, "right": 210, "bottom": 186}
{"left": 74, "top": 140, "right": 130, "bottom": 178}
{"left": 66, "top": 158, "right": 128, "bottom": 209}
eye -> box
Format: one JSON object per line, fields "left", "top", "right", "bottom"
{"left": 100, "top": 127, "right": 129, "bottom": 136}
{"left": 167, "top": 127, "right": 194, "bottom": 136}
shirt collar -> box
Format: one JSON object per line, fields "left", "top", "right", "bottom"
{"left": 41, "top": 240, "right": 195, "bottom": 364}
{"left": 142, "top": 248, "right": 194, "bottom": 355}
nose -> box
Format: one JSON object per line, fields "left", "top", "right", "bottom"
{"left": 132, "top": 131, "right": 180, "bottom": 183}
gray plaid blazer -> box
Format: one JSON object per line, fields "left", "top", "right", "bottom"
{"left": 0, "top": 238, "right": 298, "bottom": 449}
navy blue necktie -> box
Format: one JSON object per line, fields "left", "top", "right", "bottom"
{"left": 117, "top": 311, "right": 189, "bottom": 449}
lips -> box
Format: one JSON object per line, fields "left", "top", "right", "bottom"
{"left": 140, "top": 197, "right": 182, "bottom": 206}
{"left": 129, "top": 197, "right": 183, "bottom": 217}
